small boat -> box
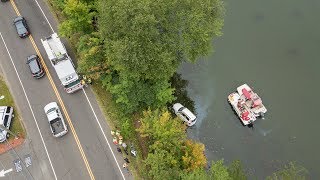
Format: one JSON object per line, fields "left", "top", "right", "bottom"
{"left": 228, "top": 84, "right": 267, "bottom": 126}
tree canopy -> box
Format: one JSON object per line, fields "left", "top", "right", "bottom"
{"left": 137, "top": 108, "right": 208, "bottom": 179}
{"left": 59, "top": 0, "right": 95, "bottom": 39}
{"left": 95, "top": 0, "right": 224, "bottom": 113}
{"left": 266, "top": 162, "right": 308, "bottom": 180}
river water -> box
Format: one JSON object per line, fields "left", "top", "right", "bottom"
{"left": 180, "top": 0, "right": 320, "bottom": 178}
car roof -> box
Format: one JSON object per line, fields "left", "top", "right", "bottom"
{"left": 180, "top": 108, "right": 196, "bottom": 120}
{"left": 27, "top": 56, "right": 41, "bottom": 73}
{"left": 15, "top": 20, "right": 27, "bottom": 35}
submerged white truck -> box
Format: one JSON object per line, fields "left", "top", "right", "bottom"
{"left": 41, "top": 33, "right": 83, "bottom": 93}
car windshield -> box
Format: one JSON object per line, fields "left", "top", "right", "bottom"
{"left": 28, "top": 59, "right": 40, "bottom": 73}
{"left": 46, "top": 107, "right": 56, "bottom": 114}
{"left": 15, "top": 21, "right": 27, "bottom": 34}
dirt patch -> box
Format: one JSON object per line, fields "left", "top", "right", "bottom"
{"left": 133, "top": 117, "right": 148, "bottom": 159}
{"left": 0, "top": 137, "right": 25, "bottom": 155}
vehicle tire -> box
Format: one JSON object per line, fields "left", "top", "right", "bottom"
{"left": 6, "top": 134, "right": 10, "bottom": 138}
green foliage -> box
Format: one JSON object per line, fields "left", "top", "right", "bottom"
{"left": 101, "top": 73, "right": 175, "bottom": 114}
{"left": 266, "top": 162, "right": 308, "bottom": 180}
{"left": 98, "top": 0, "right": 224, "bottom": 78}
{"left": 228, "top": 160, "right": 247, "bottom": 180}
{"left": 209, "top": 160, "right": 232, "bottom": 180}
{"left": 96, "top": 0, "right": 224, "bottom": 113}
{"left": 120, "top": 118, "right": 133, "bottom": 140}
{"left": 77, "top": 32, "right": 107, "bottom": 79}
{"left": 59, "top": 0, "right": 95, "bottom": 39}
{"left": 136, "top": 109, "right": 210, "bottom": 179}
{"left": 49, "top": 0, "right": 66, "bottom": 11}
{"left": 137, "top": 108, "right": 186, "bottom": 150}
{"left": 180, "top": 168, "right": 210, "bottom": 180}
{"left": 144, "top": 149, "right": 181, "bottom": 180}
{"left": 137, "top": 109, "right": 187, "bottom": 179}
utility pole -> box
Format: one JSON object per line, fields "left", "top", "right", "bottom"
{"left": 0, "top": 124, "right": 18, "bottom": 139}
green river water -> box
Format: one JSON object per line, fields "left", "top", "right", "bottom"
{"left": 179, "top": 0, "right": 320, "bottom": 178}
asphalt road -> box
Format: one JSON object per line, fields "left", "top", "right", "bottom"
{"left": 0, "top": 0, "right": 132, "bottom": 179}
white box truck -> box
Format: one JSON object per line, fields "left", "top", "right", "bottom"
{"left": 41, "top": 33, "right": 83, "bottom": 93}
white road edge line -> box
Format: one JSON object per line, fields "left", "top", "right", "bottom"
{"left": 33, "top": 0, "right": 126, "bottom": 177}
{"left": 82, "top": 89, "right": 126, "bottom": 180}
{"left": 32, "top": 0, "right": 55, "bottom": 33}
{"left": 0, "top": 32, "right": 58, "bottom": 180}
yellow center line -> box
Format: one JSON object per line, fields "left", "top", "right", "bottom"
{"left": 10, "top": 0, "right": 20, "bottom": 16}
{"left": 9, "top": 1, "right": 95, "bottom": 180}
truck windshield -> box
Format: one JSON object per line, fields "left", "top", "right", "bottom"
{"left": 64, "top": 79, "right": 80, "bottom": 89}
{"left": 47, "top": 108, "right": 56, "bottom": 114}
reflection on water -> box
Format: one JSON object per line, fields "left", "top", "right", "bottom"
{"left": 179, "top": 0, "right": 320, "bottom": 178}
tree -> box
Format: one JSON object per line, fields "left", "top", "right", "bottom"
{"left": 137, "top": 109, "right": 187, "bottom": 179}
{"left": 209, "top": 160, "right": 232, "bottom": 180}
{"left": 77, "top": 32, "right": 107, "bottom": 79}
{"left": 228, "top": 160, "right": 247, "bottom": 180}
{"left": 180, "top": 168, "right": 210, "bottom": 180}
{"left": 182, "top": 140, "right": 207, "bottom": 172}
{"left": 98, "top": 0, "right": 224, "bottom": 79}
{"left": 96, "top": 0, "right": 225, "bottom": 113}
{"left": 101, "top": 73, "right": 175, "bottom": 114}
{"left": 144, "top": 149, "right": 181, "bottom": 180}
{"left": 266, "top": 162, "right": 308, "bottom": 180}
{"left": 59, "top": 0, "right": 95, "bottom": 39}
{"left": 136, "top": 108, "right": 186, "bottom": 150}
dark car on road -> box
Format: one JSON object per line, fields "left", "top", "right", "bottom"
{"left": 27, "top": 55, "right": 45, "bottom": 78}
{"left": 13, "top": 16, "right": 30, "bottom": 38}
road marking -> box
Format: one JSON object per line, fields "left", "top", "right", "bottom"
{"left": 82, "top": 89, "right": 126, "bottom": 180}
{"left": 8, "top": 0, "right": 96, "bottom": 179}
{"left": 31, "top": 0, "right": 127, "bottom": 178}
{"left": 13, "top": 160, "right": 22, "bottom": 173}
{"left": 25, "top": 155, "right": 32, "bottom": 167}
{"left": 32, "top": 0, "right": 54, "bottom": 33}
{"left": 0, "top": 32, "right": 57, "bottom": 180}
{"left": 0, "top": 168, "right": 13, "bottom": 177}
{"left": 29, "top": 34, "right": 96, "bottom": 180}
{"left": 9, "top": 0, "right": 20, "bottom": 16}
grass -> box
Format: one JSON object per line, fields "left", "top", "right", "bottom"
{"left": 91, "top": 81, "right": 145, "bottom": 178}
{"left": 0, "top": 76, "right": 25, "bottom": 139}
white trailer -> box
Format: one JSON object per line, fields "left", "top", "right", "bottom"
{"left": 41, "top": 33, "right": 83, "bottom": 93}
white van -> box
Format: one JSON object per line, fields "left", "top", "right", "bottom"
{"left": 0, "top": 106, "right": 14, "bottom": 142}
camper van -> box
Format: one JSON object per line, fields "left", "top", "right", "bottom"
{"left": 0, "top": 106, "right": 14, "bottom": 142}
